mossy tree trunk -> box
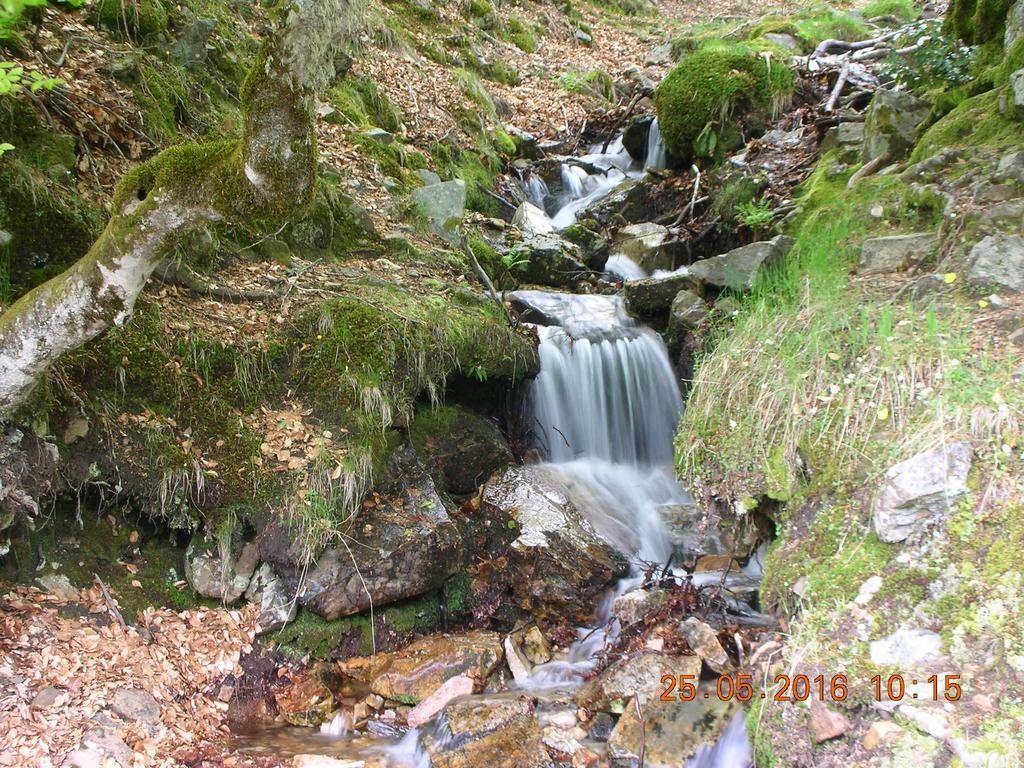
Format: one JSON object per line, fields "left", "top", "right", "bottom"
{"left": 0, "top": 0, "right": 362, "bottom": 419}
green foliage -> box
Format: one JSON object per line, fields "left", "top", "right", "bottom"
{"left": 878, "top": 19, "right": 976, "bottom": 90}
{"left": 654, "top": 44, "right": 794, "bottom": 163}
{"left": 505, "top": 16, "right": 538, "bottom": 53}
{"left": 1, "top": 0, "right": 44, "bottom": 35}
{"left": 455, "top": 67, "right": 497, "bottom": 118}
{"left": 559, "top": 68, "right": 615, "bottom": 101}
{"left": 0, "top": 62, "right": 61, "bottom": 95}
{"left": 912, "top": 89, "right": 1024, "bottom": 160}
{"left": 736, "top": 198, "right": 776, "bottom": 231}
{"left": 860, "top": 0, "right": 918, "bottom": 21}
{"left": 91, "top": 0, "right": 170, "bottom": 40}
{"left": 943, "top": 0, "right": 1014, "bottom": 44}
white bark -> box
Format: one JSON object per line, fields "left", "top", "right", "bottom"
{"left": 0, "top": 0, "right": 363, "bottom": 420}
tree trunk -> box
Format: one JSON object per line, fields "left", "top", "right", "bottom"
{"left": 0, "top": 0, "right": 362, "bottom": 419}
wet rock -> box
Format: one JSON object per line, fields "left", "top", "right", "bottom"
{"left": 296, "top": 447, "right": 464, "bottom": 618}
{"left": 513, "top": 232, "right": 588, "bottom": 288}
{"left": 411, "top": 179, "right": 466, "bottom": 244}
{"left": 967, "top": 234, "right": 1024, "bottom": 293}
{"left": 111, "top": 688, "right": 161, "bottom": 725}
{"left": 863, "top": 89, "right": 931, "bottom": 163}
{"left": 695, "top": 554, "right": 741, "bottom": 573}
{"left": 504, "top": 635, "right": 533, "bottom": 683}
{"left": 869, "top": 628, "right": 942, "bottom": 666}
{"left": 479, "top": 466, "right": 630, "bottom": 624}
{"left": 407, "top": 674, "right": 475, "bottom": 727}
{"left": 872, "top": 441, "right": 972, "bottom": 542}
{"left": 245, "top": 563, "right": 297, "bottom": 634}
{"left": 522, "top": 626, "right": 552, "bottom": 664}
{"left": 513, "top": 201, "right": 555, "bottom": 236}
{"left": 680, "top": 617, "right": 730, "bottom": 673}
{"left": 863, "top": 720, "right": 903, "bottom": 749}
{"left": 275, "top": 674, "right": 334, "bottom": 727}
{"left": 507, "top": 127, "right": 540, "bottom": 159}
{"left": 611, "top": 222, "right": 672, "bottom": 273}
{"left": 63, "top": 728, "right": 133, "bottom": 768}
{"left": 809, "top": 701, "right": 851, "bottom": 743}
{"left": 623, "top": 271, "right": 701, "bottom": 316}
{"left": 608, "top": 694, "right": 734, "bottom": 767}
{"left": 292, "top": 756, "right": 364, "bottom": 768}
{"left": 577, "top": 652, "right": 695, "bottom": 713}
{"left": 409, "top": 405, "right": 513, "bottom": 495}
{"left": 185, "top": 532, "right": 259, "bottom": 603}
{"left": 622, "top": 115, "right": 653, "bottom": 163}
{"left": 612, "top": 589, "right": 667, "bottom": 627}
{"left": 369, "top": 631, "right": 503, "bottom": 704}
{"left": 424, "top": 696, "right": 549, "bottom": 768}
{"left": 666, "top": 290, "right": 710, "bottom": 343}
{"left": 658, "top": 502, "right": 728, "bottom": 558}
{"left": 859, "top": 232, "right": 938, "bottom": 275}
{"left": 688, "top": 236, "right": 794, "bottom": 292}
{"left": 588, "top": 180, "right": 654, "bottom": 226}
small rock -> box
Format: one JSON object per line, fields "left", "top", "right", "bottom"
{"left": 612, "top": 589, "right": 667, "bottom": 627}
{"left": 186, "top": 533, "right": 259, "bottom": 603}
{"left": 512, "top": 201, "right": 555, "bottom": 236}
{"left": 63, "top": 417, "right": 89, "bottom": 445}
{"left": 423, "top": 696, "right": 548, "bottom": 768}
{"left": 608, "top": 694, "right": 736, "bottom": 765}
{"left": 1011, "top": 69, "right": 1024, "bottom": 114}
{"left": 809, "top": 701, "right": 851, "bottom": 743}
{"left": 694, "top": 554, "right": 741, "bottom": 573}
{"left": 764, "top": 32, "right": 800, "bottom": 50}
{"left": 575, "top": 28, "right": 593, "bottom": 46}
{"left": 611, "top": 222, "right": 672, "bottom": 273}
{"left": 411, "top": 179, "right": 467, "bottom": 245}
{"left": 111, "top": 688, "right": 161, "bottom": 725}
{"left": 967, "top": 233, "right": 1024, "bottom": 293}
{"left": 31, "top": 686, "right": 62, "bottom": 709}
{"left": 859, "top": 232, "right": 937, "bottom": 275}
{"left": 577, "top": 652, "right": 694, "bottom": 712}
{"left": 292, "top": 757, "right": 365, "bottom": 768}
{"left": 666, "top": 290, "right": 709, "bottom": 342}
{"left": 359, "top": 127, "right": 395, "bottom": 144}
{"left": 973, "top": 183, "right": 1018, "bottom": 204}
{"left": 63, "top": 728, "right": 133, "bottom": 768}
{"left": 522, "top": 626, "right": 552, "bottom": 665}
{"left": 863, "top": 89, "right": 931, "bottom": 163}
{"left": 869, "top": 628, "right": 943, "bottom": 666}
{"left": 863, "top": 720, "right": 903, "bottom": 750}
{"left": 36, "top": 573, "right": 78, "bottom": 600}
{"left": 623, "top": 271, "right": 701, "bottom": 316}
{"left": 853, "top": 575, "right": 883, "bottom": 606}
{"left": 645, "top": 43, "right": 673, "bottom": 65}
{"left": 680, "top": 617, "right": 731, "bottom": 673}
{"left": 406, "top": 674, "right": 475, "bottom": 727}
{"left": 504, "top": 635, "right": 532, "bottom": 684}
{"left": 873, "top": 441, "right": 972, "bottom": 542}
{"left": 688, "top": 236, "right": 795, "bottom": 292}
{"left": 896, "top": 704, "right": 947, "bottom": 740}
{"left": 274, "top": 674, "right": 334, "bottom": 727}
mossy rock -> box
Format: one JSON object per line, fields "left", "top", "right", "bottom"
{"left": 654, "top": 45, "right": 795, "bottom": 165}
{"left": 408, "top": 404, "right": 513, "bottom": 494}
{"left": 944, "top": 0, "right": 1015, "bottom": 44}
{"left": 91, "top": 0, "right": 170, "bottom": 40}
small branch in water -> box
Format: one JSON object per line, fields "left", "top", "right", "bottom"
{"left": 670, "top": 165, "right": 702, "bottom": 228}
{"left": 601, "top": 91, "right": 644, "bottom": 154}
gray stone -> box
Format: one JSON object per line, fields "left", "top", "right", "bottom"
{"left": 185, "top": 533, "right": 259, "bottom": 603}
{"left": 512, "top": 201, "right": 554, "bottom": 235}
{"left": 1011, "top": 69, "right": 1024, "bottom": 115}
{"left": 967, "top": 233, "right": 1024, "bottom": 292}
{"left": 611, "top": 589, "right": 668, "bottom": 627}
{"left": 608, "top": 693, "right": 737, "bottom": 767}
{"left": 659, "top": 502, "right": 727, "bottom": 558}
{"left": 37, "top": 572, "right": 78, "bottom": 600}
{"left": 169, "top": 11, "right": 216, "bottom": 68}
{"left": 859, "top": 232, "right": 938, "bottom": 275}
{"left": 995, "top": 150, "right": 1024, "bottom": 184}
{"left": 575, "top": 28, "right": 593, "bottom": 46}
{"left": 688, "top": 236, "right": 795, "bottom": 292}
{"left": 577, "top": 652, "right": 695, "bottom": 712}
{"left": 479, "top": 465, "right": 629, "bottom": 624}
{"left": 869, "top": 628, "right": 943, "bottom": 666}
{"left": 611, "top": 222, "right": 672, "bottom": 273}
{"left": 64, "top": 728, "right": 133, "bottom": 768}
{"left": 644, "top": 43, "right": 673, "bottom": 65}
{"left": 666, "top": 290, "right": 710, "bottom": 342}
{"left": 411, "top": 179, "right": 467, "bottom": 244}
{"left": 863, "top": 90, "right": 931, "bottom": 163}
{"left": 872, "top": 441, "right": 972, "bottom": 543}
{"left": 111, "top": 688, "right": 161, "bottom": 725}
{"left": 416, "top": 169, "right": 442, "bottom": 186}
{"left": 31, "top": 686, "right": 62, "bottom": 709}
{"left": 410, "top": 405, "right": 513, "bottom": 494}
{"left": 513, "top": 232, "right": 588, "bottom": 288}
{"left": 245, "top": 563, "right": 297, "bottom": 634}
{"left": 0, "top": 228, "right": 11, "bottom": 247}
{"left": 623, "top": 271, "right": 701, "bottom": 316}
{"left": 680, "top": 617, "right": 731, "bottom": 673}
{"left": 423, "top": 696, "right": 548, "bottom": 768}
{"left": 359, "top": 127, "right": 395, "bottom": 144}
{"left": 764, "top": 32, "right": 800, "bottom": 50}
{"left": 974, "top": 183, "right": 1019, "bottom": 204}
{"left": 1008, "top": 0, "right": 1024, "bottom": 52}
{"left": 296, "top": 446, "right": 464, "bottom": 619}
{"left": 622, "top": 115, "right": 653, "bottom": 163}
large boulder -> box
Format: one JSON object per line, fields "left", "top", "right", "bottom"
{"left": 423, "top": 696, "right": 549, "bottom": 768}
{"left": 859, "top": 232, "right": 938, "bottom": 275}
{"left": 410, "top": 405, "right": 514, "bottom": 494}
{"left": 623, "top": 271, "right": 702, "bottom": 316}
{"left": 665, "top": 290, "right": 710, "bottom": 345}
{"left": 479, "top": 466, "right": 630, "bottom": 624}
{"left": 185, "top": 531, "right": 260, "bottom": 603}
{"left": 412, "top": 179, "right": 467, "bottom": 244}
{"left": 1007, "top": 0, "right": 1024, "bottom": 50}
{"left": 363, "top": 630, "right": 504, "bottom": 704}
{"left": 611, "top": 222, "right": 673, "bottom": 273}
{"left": 622, "top": 115, "right": 654, "bottom": 163}
{"left": 512, "top": 202, "right": 555, "bottom": 235}
{"left": 295, "top": 446, "right": 465, "bottom": 618}
{"left": 967, "top": 233, "right": 1024, "bottom": 293}
{"left": 872, "top": 441, "right": 972, "bottom": 543}
{"left": 512, "top": 232, "right": 588, "bottom": 288}
{"left": 688, "top": 236, "right": 795, "bottom": 292}
{"left": 863, "top": 89, "right": 931, "bottom": 163}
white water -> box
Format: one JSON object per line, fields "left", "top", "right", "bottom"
{"left": 645, "top": 117, "right": 669, "bottom": 171}
{"left": 517, "top": 171, "right": 549, "bottom": 210}
{"left": 549, "top": 137, "right": 643, "bottom": 230}
{"left": 604, "top": 254, "right": 648, "bottom": 282}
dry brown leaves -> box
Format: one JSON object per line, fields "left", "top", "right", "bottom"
{"left": 248, "top": 402, "right": 346, "bottom": 478}
{"left": 0, "top": 585, "right": 259, "bottom": 767}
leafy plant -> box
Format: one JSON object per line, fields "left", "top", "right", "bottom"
{"left": 1, "top": 0, "right": 44, "bottom": 35}
{"left": 879, "top": 20, "right": 976, "bottom": 90}
{"left": 736, "top": 198, "right": 777, "bottom": 232}
{"left": 0, "top": 62, "right": 62, "bottom": 95}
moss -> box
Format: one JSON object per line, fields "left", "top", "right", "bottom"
{"left": 455, "top": 68, "right": 497, "bottom": 118}
{"left": 993, "top": 36, "right": 1024, "bottom": 85}
{"left": 505, "top": 16, "right": 539, "bottom": 53}
{"left": 432, "top": 142, "right": 503, "bottom": 217}
{"left": 654, "top": 45, "right": 794, "bottom": 163}
{"left": 560, "top": 69, "right": 616, "bottom": 101}
{"left": 944, "top": 0, "right": 1013, "bottom": 44}
{"left": 912, "top": 90, "right": 1024, "bottom": 161}
{"left": 133, "top": 61, "right": 190, "bottom": 144}
{"left": 493, "top": 128, "right": 516, "bottom": 156}
{"left": 860, "top": 0, "right": 918, "bottom": 21}
{"left": 92, "top": 0, "right": 169, "bottom": 40}
{"left": 465, "top": 0, "right": 493, "bottom": 19}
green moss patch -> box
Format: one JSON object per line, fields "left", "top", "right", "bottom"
{"left": 912, "top": 89, "right": 1024, "bottom": 161}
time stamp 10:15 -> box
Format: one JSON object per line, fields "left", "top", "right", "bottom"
{"left": 659, "top": 673, "right": 964, "bottom": 703}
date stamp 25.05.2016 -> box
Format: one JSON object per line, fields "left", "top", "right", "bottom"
{"left": 659, "top": 673, "right": 963, "bottom": 703}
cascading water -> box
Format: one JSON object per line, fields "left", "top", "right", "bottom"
{"left": 517, "top": 170, "right": 550, "bottom": 210}
{"left": 560, "top": 163, "right": 589, "bottom": 200}
{"left": 645, "top": 117, "right": 669, "bottom": 171}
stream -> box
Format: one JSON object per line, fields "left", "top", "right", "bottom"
{"left": 235, "top": 128, "right": 757, "bottom": 767}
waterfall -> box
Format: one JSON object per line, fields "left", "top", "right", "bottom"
{"left": 645, "top": 118, "right": 668, "bottom": 171}
{"left": 560, "top": 163, "right": 589, "bottom": 199}
{"left": 517, "top": 170, "right": 549, "bottom": 210}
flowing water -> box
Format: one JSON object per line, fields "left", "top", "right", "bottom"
{"left": 645, "top": 117, "right": 669, "bottom": 171}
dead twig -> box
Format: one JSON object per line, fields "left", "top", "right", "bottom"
{"left": 825, "top": 60, "right": 850, "bottom": 112}
{"left": 847, "top": 152, "right": 890, "bottom": 188}
{"left": 93, "top": 573, "right": 127, "bottom": 629}
{"left": 635, "top": 696, "right": 647, "bottom": 768}
{"left": 460, "top": 239, "right": 515, "bottom": 328}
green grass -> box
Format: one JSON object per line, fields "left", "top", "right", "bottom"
{"left": 860, "top": 0, "right": 919, "bottom": 21}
